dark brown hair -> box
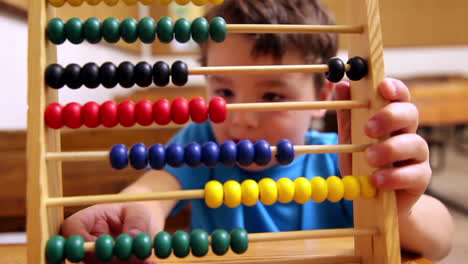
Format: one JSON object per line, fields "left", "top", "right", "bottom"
{"left": 200, "top": 0, "right": 338, "bottom": 90}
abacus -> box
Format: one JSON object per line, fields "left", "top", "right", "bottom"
{"left": 27, "top": 0, "right": 401, "bottom": 264}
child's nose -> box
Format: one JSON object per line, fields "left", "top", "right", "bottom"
{"left": 229, "top": 110, "right": 260, "bottom": 129}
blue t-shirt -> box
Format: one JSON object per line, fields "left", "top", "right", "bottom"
{"left": 164, "top": 122, "right": 353, "bottom": 233}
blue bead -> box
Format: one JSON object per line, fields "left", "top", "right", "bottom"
{"left": 166, "top": 143, "right": 184, "bottom": 168}
{"left": 129, "top": 143, "right": 148, "bottom": 170}
{"left": 149, "top": 143, "right": 166, "bottom": 170}
{"left": 202, "top": 141, "right": 220, "bottom": 168}
{"left": 219, "top": 141, "right": 237, "bottom": 167}
{"left": 276, "top": 139, "right": 295, "bottom": 165}
{"left": 254, "top": 140, "right": 271, "bottom": 166}
{"left": 110, "top": 144, "right": 128, "bottom": 169}
{"left": 237, "top": 140, "right": 254, "bottom": 166}
{"left": 184, "top": 142, "right": 202, "bottom": 168}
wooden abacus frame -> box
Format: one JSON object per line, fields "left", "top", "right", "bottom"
{"left": 27, "top": 0, "right": 400, "bottom": 264}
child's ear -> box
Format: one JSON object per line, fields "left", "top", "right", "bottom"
{"left": 311, "top": 81, "right": 334, "bottom": 119}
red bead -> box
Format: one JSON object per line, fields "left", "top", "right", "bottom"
{"left": 82, "top": 101, "right": 100, "bottom": 128}
{"left": 171, "top": 97, "right": 190, "bottom": 125}
{"left": 63, "top": 102, "right": 83, "bottom": 129}
{"left": 153, "top": 99, "right": 171, "bottom": 125}
{"left": 189, "top": 97, "right": 208, "bottom": 123}
{"left": 209, "top": 96, "right": 227, "bottom": 123}
{"left": 118, "top": 100, "right": 136, "bottom": 127}
{"left": 135, "top": 99, "right": 153, "bottom": 126}
{"left": 100, "top": 100, "right": 118, "bottom": 128}
{"left": 45, "top": 103, "right": 63, "bottom": 129}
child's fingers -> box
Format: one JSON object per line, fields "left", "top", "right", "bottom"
{"left": 365, "top": 134, "right": 429, "bottom": 168}
{"left": 370, "top": 161, "right": 431, "bottom": 193}
{"left": 335, "top": 81, "right": 352, "bottom": 175}
{"left": 365, "top": 102, "right": 419, "bottom": 138}
{"left": 379, "top": 78, "right": 411, "bottom": 102}
{"left": 122, "top": 203, "right": 158, "bottom": 237}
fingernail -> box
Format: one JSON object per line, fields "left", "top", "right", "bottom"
{"left": 366, "top": 148, "right": 378, "bottom": 165}
{"left": 366, "top": 120, "right": 379, "bottom": 136}
{"left": 373, "top": 172, "right": 385, "bottom": 187}
{"left": 390, "top": 80, "right": 398, "bottom": 98}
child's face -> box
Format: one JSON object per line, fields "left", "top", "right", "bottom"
{"left": 205, "top": 36, "right": 329, "bottom": 170}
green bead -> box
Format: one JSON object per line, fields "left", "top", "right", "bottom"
{"left": 65, "top": 18, "right": 84, "bottom": 45}
{"left": 157, "top": 17, "right": 174, "bottom": 43}
{"left": 209, "top": 17, "right": 227, "bottom": 43}
{"left": 120, "top": 18, "right": 138, "bottom": 43}
{"left": 115, "top": 234, "right": 133, "bottom": 261}
{"left": 133, "top": 233, "right": 153, "bottom": 260}
{"left": 65, "top": 235, "right": 85, "bottom": 263}
{"left": 191, "top": 17, "right": 209, "bottom": 44}
{"left": 172, "top": 230, "right": 190, "bottom": 258}
{"left": 190, "top": 229, "right": 209, "bottom": 257}
{"left": 83, "top": 17, "right": 102, "bottom": 44}
{"left": 211, "top": 229, "right": 230, "bottom": 256}
{"left": 230, "top": 228, "right": 248, "bottom": 254}
{"left": 174, "top": 18, "right": 191, "bottom": 43}
{"left": 47, "top": 18, "right": 66, "bottom": 45}
{"left": 138, "top": 17, "right": 156, "bottom": 43}
{"left": 46, "top": 235, "right": 66, "bottom": 264}
{"left": 102, "top": 17, "right": 120, "bottom": 43}
{"left": 95, "top": 234, "right": 114, "bottom": 262}
{"left": 154, "top": 231, "right": 172, "bottom": 259}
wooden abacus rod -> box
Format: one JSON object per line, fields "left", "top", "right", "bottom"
{"left": 227, "top": 100, "right": 366, "bottom": 111}
{"left": 189, "top": 64, "right": 351, "bottom": 75}
{"left": 226, "top": 24, "right": 364, "bottom": 34}
{"left": 81, "top": 228, "right": 377, "bottom": 251}
{"left": 45, "top": 144, "right": 369, "bottom": 162}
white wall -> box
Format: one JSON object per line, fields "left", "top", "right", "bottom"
{"left": 1, "top": 9, "right": 468, "bottom": 130}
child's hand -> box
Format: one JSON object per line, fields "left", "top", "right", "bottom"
{"left": 335, "top": 78, "right": 431, "bottom": 215}
{"left": 61, "top": 202, "right": 159, "bottom": 264}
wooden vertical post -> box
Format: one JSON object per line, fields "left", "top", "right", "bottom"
{"left": 347, "top": 0, "right": 401, "bottom": 263}
{"left": 27, "top": 1, "right": 63, "bottom": 264}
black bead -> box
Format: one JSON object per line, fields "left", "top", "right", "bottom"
{"left": 134, "top": 62, "right": 153, "bottom": 87}
{"left": 45, "top": 64, "right": 65, "bottom": 89}
{"left": 117, "top": 61, "right": 135, "bottom": 88}
{"left": 326, "top": 57, "right": 345, "bottom": 83}
{"left": 153, "top": 61, "right": 170, "bottom": 87}
{"left": 99, "top": 62, "right": 118, "bottom": 89}
{"left": 81, "top": 62, "right": 100, "bottom": 88}
{"left": 346, "top": 56, "right": 368, "bottom": 81}
{"left": 63, "top": 64, "right": 82, "bottom": 89}
{"left": 171, "top": 60, "right": 188, "bottom": 86}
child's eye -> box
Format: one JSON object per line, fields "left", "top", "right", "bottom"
{"left": 214, "top": 89, "right": 234, "bottom": 99}
{"left": 262, "top": 92, "right": 285, "bottom": 102}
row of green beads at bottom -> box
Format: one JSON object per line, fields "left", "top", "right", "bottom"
{"left": 46, "top": 228, "right": 248, "bottom": 263}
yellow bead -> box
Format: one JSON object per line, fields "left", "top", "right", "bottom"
{"left": 191, "top": 0, "right": 206, "bottom": 6}
{"left": 68, "top": 0, "right": 84, "bottom": 6}
{"left": 139, "top": 0, "right": 153, "bottom": 4}
{"left": 241, "top": 179, "right": 259, "bottom": 206}
{"left": 205, "top": 180, "right": 223, "bottom": 208}
{"left": 326, "top": 176, "right": 344, "bottom": 202}
{"left": 103, "top": 0, "right": 118, "bottom": 5}
{"left": 208, "top": 0, "right": 223, "bottom": 5}
{"left": 175, "top": 0, "right": 190, "bottom": 5}
{"left": 49, "top": 0, "right": 65, "bottom": 7}
{"left": 85, "top": 0, "right": 101, "bottom": 5}
{"left": 258, "top": 178, "right": 277, "bottom": 206}
{"left": 224, "top": 180, "right": 242, "bottom": 208}
{"left": 359, "top": 175, "right": 376, "bottom": 199}
{"left": 157, "top": 0, "right": 172, "bottom": 4}
{"left": 293, "top": 177, "right": 311, "bottom": 204}
{"left": 342, "top": 176, "right": 360, "bottom": 200}
{"left": 123, "top": 0, "right": 138, "bottom": 4}
{"left": 277, "top": 178, "right": 294, "bottom": 203}
{"left": 310, "top": 177, "right": 328, "bottom": 203}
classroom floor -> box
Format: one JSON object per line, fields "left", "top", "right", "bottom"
{"left": 426, "top": 127, "right": 468, "bottom": 264}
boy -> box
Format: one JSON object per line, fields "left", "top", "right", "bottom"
{"left": 62, "top": 0, "right": 453, "bottom": 262}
